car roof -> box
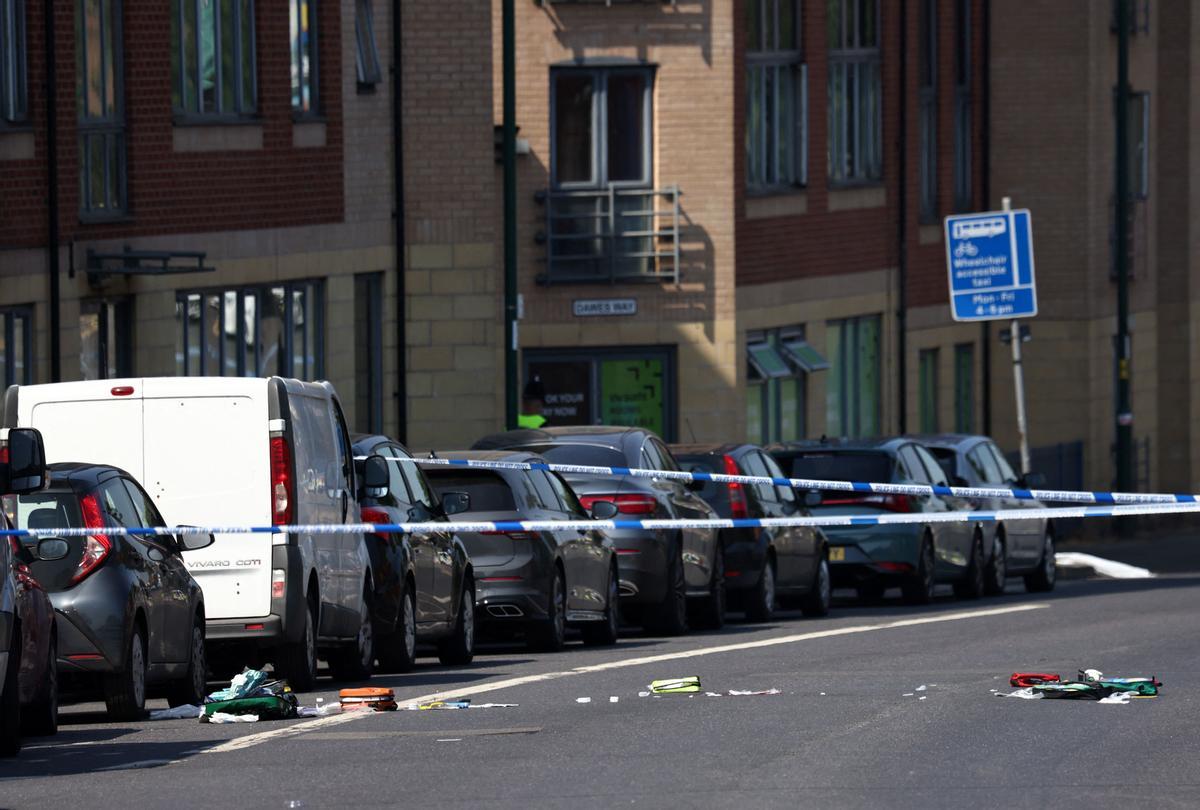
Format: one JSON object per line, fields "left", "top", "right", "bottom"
{"left": 766, "top": 437, "right": 908, "bottom": 454}
{"left": 351, "top": 433, "right": 416, "bottom": 457}
{"left": 669, "top": 443, "right": 759, "bottom": 457}
{"left": 423, "top": 449, "right": 546, "bottom": 466}
{"left": 44, "top": 462, "right": 130, "bottom": 485}
{"left": 905, "top": 433, "right": 990, "bottom": 451}
{"left": 472, "top": 426, "right": 648, "bottom": 452}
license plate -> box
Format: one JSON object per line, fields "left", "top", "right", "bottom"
{"left": 828, "top": 546, "right": 846, "bottom": 562}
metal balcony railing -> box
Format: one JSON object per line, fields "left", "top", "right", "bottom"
{"left": 537, "top": 186, "right": 681, "bottom": 285}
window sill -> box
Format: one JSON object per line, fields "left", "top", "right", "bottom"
{"left": 0, "top": 129, "right": 35, "bottom": 161}
{"left": 745, "top": 189, "right": 808, "bottom": 220}
{"left": 827, "top": 184, "right": 886, "bottom": 212}
{"left": 293, "top": 120, "right": 327, "bottom": 149}
{"left": 172, "top": 114, "right": 262, "bottom": 127}
{"left": 79, "top": 211, "right": 133, "bottom": 226}
{"left": 173, "top": 123, "right": 264, "bottom": 153}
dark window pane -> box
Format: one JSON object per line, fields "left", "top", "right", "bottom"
{"left": 221, "top": 0, "right": 236, "bottom": 111}
{"left": 746, "top": 0, "right": 761, "bottom": 51}
{"left": 183, "top": 0, "right": 198, "bottom": 112}
{"left": 85, "top": 0, "right": 102, "bottom": 118}
{"left": 859, "top": 0, "right": 876, "bottom": 47}
{"left": 240, "top": 0, "right": 255, "bottom": 108}
{"left": 779, "top": 0, "right": 796, "bottom": 51}
{"left": 788, "top": 451, "right": 893, "bottom": 484}
{"left": 827, "top": 0, "right": 842, "bottom": 48}
{"left": 606, "top": 73, "right": 645, "bottom": 183}
{"left": 199, "top": 0, "right": 216, "bottom": 111}
{"left": 553, "top": 73, "right": 594, "bottom": 184}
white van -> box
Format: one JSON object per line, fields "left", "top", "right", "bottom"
{"left": 4, "top": 377, "right": 385, "bottom": 691}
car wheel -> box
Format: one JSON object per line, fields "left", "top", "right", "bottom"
{"left": 330, "top": 586, "right": 376, "bottom": 681}
{"left": 1, "top": 624, "right": 22, "bottom": 757}
{"left": 983, "top": 533, "right": 1007, "bottom": 596}
{"left": 276, "top": 597, "right": 318, "bottom": 693}
{"left": 953, "top": 533, "right": 986, "bottom": 600}
{"left": 801, "top": 555, "right": 832, "bottom": 618}
{"left": 901, "top": 535, "right": 937, "bottom": 606}
{"left": 528, "top": 568, "right": 567, "bottom": 652}
{"left": 582, "top": 565, "right": 620, "bottom": 646}
{"left": 166, "top": 623, "right": 208, "bottom": 708}
{"left": 1024, "top": 533, "right": 1057, "bottom": 593}
{"left": 104, "top": 625, "right": 148, "bottom": 721}
{"left": 745, "top": 554, "right": 777, "bottom": 623}
{"left": 693, "top": 544, "right": 726, "bottom": 630}
{"left": 22, "top": 631, "right": 58, "bottom": 737}
{"left": 437, "top": 580, "right": 475, "bottom": 665}
{"left": 646, "top": 538, "right": 688, "bottom": 636}
{"left": 377, "top": 585, "right": 417, "bottom": 673}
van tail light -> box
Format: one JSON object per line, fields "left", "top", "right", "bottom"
{"left": 271, "top": 569, "right": 286, "bottom": 600}
{"left": 578, "top": 494, "right": 658, "bottom": 516}
{"left": 270, "top": 436, "right": 294, "bottom": 526}
{"left": 0, "top": 444, "right": 8, "bottom": 464}
{"left": 724, "top": 454, "right": 749, "bottom": 519}
{"left": 70, "top": 493, "right": 112, "bottom": 585}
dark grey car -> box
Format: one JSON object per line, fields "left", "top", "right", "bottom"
{"left": 910, "top": 434, "right": 1056, "bottom": 594}
{"left": 421, "top": 451, "right": 620, "bottom": 651}
{"left": 472, "top": 427, "right": 722, "bottom": 635}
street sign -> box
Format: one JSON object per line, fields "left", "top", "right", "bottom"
{"left": 944, "top": 209, "right": 1038, "bottom": 321}
{"left": 573, "top": 298, "right": 637, "bottom": 317}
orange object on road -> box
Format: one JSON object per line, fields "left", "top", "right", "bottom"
{"left": 339, "top": 686, "right": 398, "bottom": 711}
{"left": 1010, "top": 672, "right": 1061, "bottom": 688}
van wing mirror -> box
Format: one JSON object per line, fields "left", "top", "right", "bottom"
{"left": 2, "top": 428, "right": 47, "bottom": 495}
{"left": 362, "top": 455, "right": 390, "bottom": 497}
{"left": 440, "top": 491, "right": 470, "bottom": 516}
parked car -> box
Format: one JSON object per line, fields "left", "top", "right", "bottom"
{"left": 472, "top": 427, "right": 722, "bottom": 634}
{"left": 352, "top": 435, "right": 476, "bottom": 670}
{"left": 4, "top": 463, "right": 214, "bottom": 720}
{"left": 0, "top": 427, "right": 58, "bottom": 757}
{"left": 911, "top": 434, "right": 1056, "bottom": 593}
{"left": 5, "top": 377, "right": 391, "bottom": 691}
{"left": 671, "top": 443, "right": 831, "bottom": 621}
{"left": 420, "top": 450, "right": 620, "bottom": 651}
{"left": 767, "top": 438, "right": 986, "bottom": 604}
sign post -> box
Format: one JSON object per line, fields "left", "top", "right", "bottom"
{"left": 945, "top": 198, "right": 1037, "bottom": 474}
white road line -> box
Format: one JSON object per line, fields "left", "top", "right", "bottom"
{"left": 199, "top": 602, "right": 1048, "bottom": 756}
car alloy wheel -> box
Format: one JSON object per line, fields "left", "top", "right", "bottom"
{"left": 1025, "top": 534, "right": 1057, "bottom": 593}
{"left": 583, "top": 566, "right": 620, "bottom": 646}
{"left": 402, "top": 591, "right": 417, "bottom": 662}
{"left": 802, "top": 556, "right": 831, "bottom": 618}
{"left": 984, "top": 535, "right": 1007, "bottom": 595}
{"left": 130, "top": 632, "right": 146, "bottom": 709}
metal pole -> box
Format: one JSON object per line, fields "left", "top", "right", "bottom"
{"left": 392, "top": 0, "right": 407, "bottom": 443}
{"left": 502, "top": 0, "right": 519, "bottom": 430}
{"left": 45, "top": 0, "right": 61, "bottom": 382}
{"left": 1002, "top": 196, "right": 1031, "bottom": 475}
{"left": 1114, "top": 0, "right": 1133, "bottom": 494}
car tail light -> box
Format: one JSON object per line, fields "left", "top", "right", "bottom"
{"left": 271, "top": 569, "right": 286, "bottom": 600}
{"left": 823, "top": 494, "right": 913, "bottom": 513}
{"left": 361, "top": 507, "right": 391, "bottom": 531}
{"left": 70, "top": 493, "right": 112, "bottom": 585}
{"left": 0, "top": 444, "right": 8, "bottom": 464}
{"left": 877, "top": 561, "right": 913, "bottom": 574}
{"left": 481, "top": 530, "right": 537, "bottom": 541}
{"left": 270, "top": 436, "right": 294, "bottom": 526}
{"left": 578, "top": 494, "right": 658, "bottom": 516}
{"left": 724, "top": 454, "right": 749, "bottom": 519}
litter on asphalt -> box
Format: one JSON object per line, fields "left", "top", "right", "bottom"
{"left": 149, "top": 704, "right": 203, "bottom": 721}
{"left": 202, "top": 712, "right": 260, "bottom": 724}
{"left": 576, "top": 697, "right": 592, "bottom": 704}
{"left": 340, "top": 687, "right": 398, "bottom": 712}
{"left": 203, "top": 669, "right": 299, "bottom": 720}
{"left": 998, "top": 668, "right": 1162, "bottom": 700}
{"left": 648, "top": 677, "right": 701, "bottom": 694}
{"left": 405, "top": 700, "right": 473, "bottom": 711}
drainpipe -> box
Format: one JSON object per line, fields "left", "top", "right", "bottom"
{"left": 980, "top": 0, "right": 992, "bottom": 435}
{"left": 502, "top": 0, "right": 518, "bottom": 429}
{"left": 392, "top": 0, "right": 407, "bottom": 442}
{"left": 896, "top": 0, "right": 909, "bottom": 433}
{"left": 45, "top": 0, "right": 61, "bottom": 382}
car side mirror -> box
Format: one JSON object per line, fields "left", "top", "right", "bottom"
{"left": 441, "top": 491, "right": 470, "bottom": 516}
{"left": 180, "top": 532, "right": 216, "bottom": 552}
{"left": 1020, "top": 472, "right": 1046, "bottom": 489}
{"left": 804, "top": 490, "right": 823, "bottom": 507}
{"left": 589, "top": 500, "right": 619, "bottom": 520}
{"left": 362, "top": 455, "right": 390, "bottom": 498}
{"left": 35, "top": 538, "right": 70, "bottom": 561}
{"left": 2, "top": 428, "right": 47, "bottom": 495}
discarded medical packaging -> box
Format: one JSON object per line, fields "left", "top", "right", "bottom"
{"left": 149, "top": 704, "right": 203, "bottom": 720}
{"left": 648, "top": 677, "right": 701, "bottom": 694}
{"left": 203, "top": 671, "right": 299, "bottom": 720}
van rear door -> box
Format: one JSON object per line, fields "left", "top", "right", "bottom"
{"left": 19, "top": 381, "right": 145, "bottom": 481}
{"left": 141, "top": 379, "right": 272, "bottom": 620}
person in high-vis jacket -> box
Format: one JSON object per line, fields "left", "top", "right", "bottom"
{"left": 517, "top": 376, "right": 547, "bottom": 429}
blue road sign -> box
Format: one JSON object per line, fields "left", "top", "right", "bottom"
{"left": 944, "top": 209, "right": 1038, "bottom": 321}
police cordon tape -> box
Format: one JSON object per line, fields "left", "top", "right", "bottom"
{"left": 3, "top": 501, "right": 1200, "bottom": 539}
{"left": 389, "top": 455, "right": 1198, "bottom": 507}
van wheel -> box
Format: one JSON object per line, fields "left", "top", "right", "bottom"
{"left": 582, "top": 566, "right": 620, "bottom": 646}
{"left": 437, "top": 581, "right": 475, "bottom": 666}
{"left": 23, "top": 632, "right": 58, "bottom": 736}
{"left": 330, "top": 587, "right": 375, "bottom": 681}
{"left": 1, "top": 624, "right": 23, "bottom": 757}
{"left": 377, "top": 586, "right": 417, "bottom": 673}
{"left": 277, "top": 598, "right": 318, "bottom": 692}
{"left": 167, "top": 623, "right": 208, "bottom": 708}
{"left": 104, "top": 626, "right": 148, "bottom": 721}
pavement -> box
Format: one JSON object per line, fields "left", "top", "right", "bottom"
{"left": 3, "top": 563, "right": 1199, "bottom": 809}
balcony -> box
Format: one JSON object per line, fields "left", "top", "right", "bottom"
{"left": 536, "top": 186, "right": 681, "bottom": 285}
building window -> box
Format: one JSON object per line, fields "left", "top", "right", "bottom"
{"left": 354, "top": 0, "right": 382, "bottom": 88}
{"left": 954, "top": 342, "right": 974, "bottom": 433}
{"left": 918, "top": 348, "right": 939, "bottom": 433}
{"left": 828, "top": 0, "right": 881, "bottom": 184}
{"left": 826, "top": 314, "right": 881, "bottom": 438}
{"left": 746, "top": 0, "right": 806, "bottom": 191}
{"left": 0, "top": 307, "right": 32, "bottom": 387}
{"left": 551, "top": 67, "right": 652, "bottom": 189}
{"left": 77, "top": 0, "right": 126, "bottom": 218}
{"left": 171, "top": 0, "right": 257, "bottom": 117}
{"left": 80, "top": 299, "right": 133, "bottom": 380}
{"left": 353, "top": 273, "right": 383, "bottom": 434}
{"left": 0, "top": 0, "right": 27, "bottom": 124}
{"left": 1126, "top": 91, "right": 1149, "bottom": 199}
{"left": 953, "top": 0, "right": 972, "bottom": 211}
{"left": 290, "top": 0, "right": 317, "bottom": 113}
{"left": 175, "top": 280, "right": 323, "bottom": 379}
{"left": 525, "top": 347, "right": 676, "bottom": 441}
{"left": 746, "top": 326, "right": 828, "bottom": 444}
{"left": 918, "top": 0, "right": 937, "bottom": 220}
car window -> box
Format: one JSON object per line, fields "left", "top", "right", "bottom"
{"left": 330, "top": 399, "right": 354, "bottom": 495}
{"left": 985, "top": 443, "right": 1019, "bottom": 484}
{"left": 400, "top": 459, "right": 438, "bottom": 510}
{"left": 761, "top": 452, "right": 797, "bottom": 504}
{"left": 379, "top": 446, "right": 415, "bottom": 510}
{"left": 545, "top": 471, "right": 588, "bottom": 517}
{"left": 99, "top": 479, "right": 142, "bottom": 528}
{"left": 521, "top": 443, "right": 627, "bottom": 468}
{"left": 652, "top": 440, "right": 680, "bottom": 472}
{"left": 897, "top": 446, "right": 929, "bottom": 484}
{"left": 122, "top": 479, "right": 167, "bottom": 528}
{"left": 529, "top": 471, "right": 561, "bottom": 512}
{"left": 967, "top": 445, "right": 1002, "bottom": 484}
{"left": 640, "top": 440, "right": 664, "bottom": 471}
{"left": 741, "top": 452, "right": 776, "bottom": 504}
{"left": 927, "top": 448, "right": 958, "bottom": 482}
{"left": 913, "top": 446, "right": 950, "bottom": 487}
{"left": 424, "top": 469, "right": 516, "bottom": 512}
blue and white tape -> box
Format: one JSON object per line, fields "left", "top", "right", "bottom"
{"left": 394, "top": 456, "right": 1197, "bottom": 507}
{"left": 4, "top": 501, "right": 1200, "bottom": 540}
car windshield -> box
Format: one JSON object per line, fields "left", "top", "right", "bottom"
{"left": 788, "top": 452, "right": 894, "bottom": 484}
{"left": 424, "top": 470, "right": 515, "bottom": 513}
{"left": 521, "top": 443, "right": 628, "bottom": 469}
{"left": 926, "top": 448, "right": 957, "bottom": 481}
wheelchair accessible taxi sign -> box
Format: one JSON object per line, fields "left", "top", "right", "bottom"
{"left": 944, "top": 209, "right": 1037, "bottom": 321}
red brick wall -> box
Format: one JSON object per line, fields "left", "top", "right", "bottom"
{"left": 0, "top": 0, "right": 344, "bottom": 250}
{"left": 733, "top": 0, "right": 985, "bottom": 308}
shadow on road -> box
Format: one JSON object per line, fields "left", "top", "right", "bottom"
{"left": 1, "top": 738, "right": 215, "bottom": 779}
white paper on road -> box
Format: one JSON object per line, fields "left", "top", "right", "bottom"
{"left": 1098, "top": 692, "right": 1133, "bottom": 704}
{"left": 996, "top": 688, "right": 1043, "bottom": 699}
{"left": 205, "top": 712, "right": 260, "bottom": 724}
{"left": 149, "top": 704, "right": 203, "bottom": 720}
{"left": 1055, "top": 552, "right": 1155, "bottom": 579}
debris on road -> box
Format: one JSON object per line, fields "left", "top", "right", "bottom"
{"left": 725, "top": 689, "right": 781, "bottom": 696}
{"left": 1010, "top": 672, "right": 1062, "bottom": 687}
{"left": 149, "top": 704, "right": 203, "bottom": 721}
{"left": 202, "top": 669, "right": 299, "bottom": 720}
{"left": 997, "top": 668, "right": 1162, "bottom": 700}
{"left": 648, "top": 677, "right": 701, "bottom": 694}
{"left": 576, "top": 697, "right": 592, "bottom": 704}
{"left": 340, "top": 687, "right": 398, "bottom": 712}
{"left": 915, "top": 685, "right": 927, "bottom": 692}
{"left": 207, "top": 668, "right": 270, "bottom": 702}
{"left": 1055, "top": 552, "right": 1155, "bottom": 579}
{"left": 297, "top": 702, "right": 343, "bottom": 718}
{"left": 405, "top": 700, "right": 473, "bottom": 711}
{"left": 201, "top": 712, "right": 260, "bottom": 724}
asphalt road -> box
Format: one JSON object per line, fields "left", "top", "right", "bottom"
{"left": 3, "top": 569, "right": 1198, "bottom": 809}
